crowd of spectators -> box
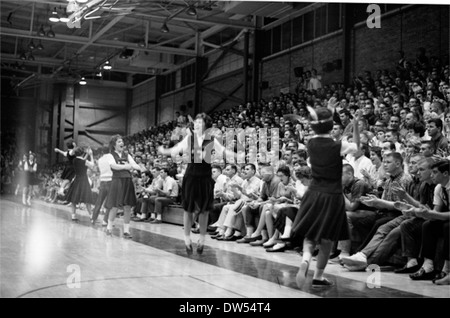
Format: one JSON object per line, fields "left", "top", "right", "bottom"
{"left": 1, "top": 47, "right": 449, "bottom": 285}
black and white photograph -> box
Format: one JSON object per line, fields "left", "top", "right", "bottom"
{"left": 0, "top": 0, "right": 449, "bottom": 300}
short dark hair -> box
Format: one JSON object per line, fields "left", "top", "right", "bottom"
{"left": 431, "top": 160, "right": 450, "bottom": 174}
{"left": 369, "top": 146, "right": 382, "bottom": 159}
{"left": 343, "top": 163, "right": 354, "bottom": 175}
{"left": 109, "top": 134, "right": 123, "bottom": 152}
{"left": 427, "top": 118, "right": 443, "bottom": 129}
{"left": 211, "top": 164, "right": 222, "bottom": 173}
{"left": 245, "top": 163, "right": 256, "bottom": 172}
{"left": 195, "top": 112, "right": 213, "bottom": 129}
{"left": 277, "top": 166, "right": 291, "bottom": 178}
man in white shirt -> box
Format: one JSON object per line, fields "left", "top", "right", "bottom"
{"left": 134, "top": 166, "right": 163, "bottom": 221}
{"left": 148, "top": 167, "right": 179, "bottom": 224}
{"left": 345, "top": 144, "right": 375, "bottom": 180}
{"left": 209, "top": 164, "right": 244, "bottom": 227}
{"left": 91, "top": 147, "right": 113, "bottom": 226}
{"left": 212, "top": 164, "right": 262, "bottom": 241}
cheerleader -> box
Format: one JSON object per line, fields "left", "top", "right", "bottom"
{"left": 65, "top": 146, "right": 95, "bottom": 221}
{"left": 158, "top": 113, "right": 233, "bottom": 255}
{"left": 291, "top": 107, "right": 361, "bottom": 289}
{"left": 15, "top": 153, "right": 27, "bottom": 200}
{"left": 54, "top": 140, "right": 77, "bottom": 195}
{"left": 104, "top": 135, "right": 142, "bottom": 239}
{"left": 23, "top": 152, "right": 38, "bottom": 206}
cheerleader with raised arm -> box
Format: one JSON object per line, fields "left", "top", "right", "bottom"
{"left": 64, "top": 146, "right": 95, "bottom": 221}
{"left": 54, "top": 140, "right": 77, "bottom": 196}
{"left": 291, "top": 107, "right": 361, "bottom": 289}
{"left": 104, "top": 135, "right": 142, "bottom": 239}
{"left": 158, "top": 113, "right": 234, "bottom": 255}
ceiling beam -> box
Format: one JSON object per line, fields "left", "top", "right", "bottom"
{"left": 132, "top": 12, "right": 255, "bottom": 30}
{"left": 76, "top": 15, "right": 125, "bottom": 55}
{"left": 1, "top": 54, "right": 160, "bottom": 75}
{"left": 0, "top": 27, "right": 197, "bottom": 56}
{"left": 179, "top": 14, "right": 247, "bottom": 49}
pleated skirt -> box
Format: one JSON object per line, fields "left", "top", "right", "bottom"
{"left": 290, "top": 189, "right": 349, "bottom": 243}
{"left": 181, "top": 174, "right": 215, "bottom": 213}
{"left": 104, "top": 177, "right": 136, "bottom": 209}
{"left": 65, "top": 175, "right": 93, "bottom": 204}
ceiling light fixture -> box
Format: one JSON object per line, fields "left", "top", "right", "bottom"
{"left": 49, "top": 7, "right": 60, "bottom": 23}
{"left": 47, "top": 26, "right": 55, "bottom": 38}
{"left": 161, "top": 22, "right": 169, "bottom": 33}
{"left": 19, "top": 52, "right": 27, "bottom": 60}
{"left": 79, "top": 77, "right": 87, "bottom": 85}
{"left": 77, "top": 0, "right": 89, "bottom": 3}
{"left": 186, "top": 6, "right": 197, "bottom": 16}
{"left": 28, "top": 52, "right": 35, "bottom": 61}
{"left": 28, "top": 40, "right": 35, "bottom": 50}
{"left": 38, "top": 25, "right": 46, "bottom": 36}
{"left": 103, "top": 60, "right": 112, "bottom": 70}
{"left": 59, "top": 9, "right": 70, "bottom": 23}
{"left": 36, "top": 40, "right": 44, "bottom": 50}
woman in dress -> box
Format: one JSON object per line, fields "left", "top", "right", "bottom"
{"left": 15, "top": 153, "right": 27, "bottom": 201}
{"left": 23, "top": 152, "right": 38, "bottom": 206}
{"left": 158, "top": 113, "right": 232, "bottom": 255}
{"left": 291, "top": 107, "right": 361, "bottom": 288}
{"left": 65, "top": 146, "right": 94, "bottom": 221}
{"left": 54, "top": 140, "right": 77, "bottom": 196}
{"left": 104, "top": 135, "right": 142, "bottom": 239}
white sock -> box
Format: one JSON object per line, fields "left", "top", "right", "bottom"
{"left": 234, "top": 231, "right": 241, "bottom": 237}
{"left": 151, "top": 213, "right": 156, "bottom": 219}
{"left": 313, "top": 269, "right": 324, "bottom": 281}
{"left": 302, "top": 251, "right": 312, "bottom": 265}
{"left": 71, "top": 213, "right": 77, "bottom": 219}
{"left": 107, "top": 221, "right": 113, "bottom": 231}
{"left": 139, "top": 214, "right": 146, "bottom": 219}
{"left": 422, "top": 258, "right": 434, "bottom": 273}
{"left": 184, "top": 236, "right": 191, "bottom": 246}
{"left": 442, "top": 260, "right": 450, "bottom": 274}
{"left": 198, "top": 235, "right": 205, "bottom": 245}
{"left": 156, "top": 214, "right": 162, "bottom": 221}
{"left": 406, "top": 258, "right": 418, "bottom": 268}
{"left": 124, "top": 223, "right": 130, "bottom": 233}
{"left": 339, "top": 252, "right": 350, "bottom": 258}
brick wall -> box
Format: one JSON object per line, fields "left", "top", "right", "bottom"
{"left": 352, "top": 5, "right": 449, "bottom": 76}
{"left": 262, "top": 34, "right": 344, "bottom": 99}
{"left": 261, "top": 5, "right": 448, "bottom": 100}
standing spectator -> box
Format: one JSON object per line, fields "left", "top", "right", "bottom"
{"left": 91, "top": 147, "right": 113, "bottom": 226}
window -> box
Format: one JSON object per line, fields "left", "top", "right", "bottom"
{"left": 272, "top": 25, "right": 281, "bottom": 54}
{"left": 292, "top": 16, "right": 303, "bottom": 46}
{"left": 327, "top": 3, "right": 341, "bottom": 32}
{"left": 315, "top": 6, "right": 327, "bottom": 37}
{"left": 282, "top": 21, "right": 292, "bottom": 50}
{"left": 304, "top": 11, "right": 314, "bottom": 42}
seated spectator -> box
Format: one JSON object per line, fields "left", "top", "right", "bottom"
{"left": 401, "top": 160, "right": 449, "bottom": 285}
{"left": 345, "top": 144, "right": 375, "bottom": 180}
{"left": 341, "top": 155, "right": 429, "bottom": 271}
{"left": 134, "top": 167, "right": 163, "bottom": 221}
{"left": 427, "top": 118, "right": 448, "bottom": 154}
{"left": 238, "top": 165, "right": 280, "bottom": 246}
{"left": 263, "top": 166, "right": 297, "bottom": 252}
{"left": 146, "top": 168, "right": 179, "bottom": 224}
{"left": 333, "top": 164, "right": 376, "bottom": 261}
{"left": 212, "top": 164, "right": 262, "bottom": 241}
